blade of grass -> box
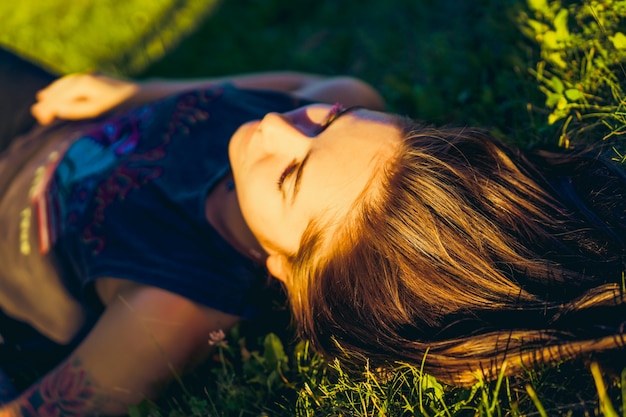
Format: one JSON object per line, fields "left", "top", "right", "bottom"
{"left": 525, "top": 384, "right": 548, "bottom": 417}
{"left": 590, "top": 362, "right": 619, "bottom": 417}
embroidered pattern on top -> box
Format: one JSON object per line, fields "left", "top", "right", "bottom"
{"left": 30, "top": 88, "right": 221, "bottom": 255}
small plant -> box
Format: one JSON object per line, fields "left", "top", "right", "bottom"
{"left": 519, "top": 0, "right": 626, "bottom": 149}
{"left": 127, "top": 324, "right": 625, "bottom": 417}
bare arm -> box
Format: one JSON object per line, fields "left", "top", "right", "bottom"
{"left": 136, "top": 73, "right": 385, "bottom": 109}
{"left": 31, "top": 72, "right": 385, "bottom": 125}
{"left": 0, "top": 283, "right": 238, "bottom": 417}
{"left": 135, "top": 71, "right": 325, "bottom": 100}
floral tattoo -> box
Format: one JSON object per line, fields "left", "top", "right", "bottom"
{"left": 9, "top": 358, "right": 101, "bottom": 417}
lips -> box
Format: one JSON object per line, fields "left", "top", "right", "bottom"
{"left": 281, "top": 105, "right": 331, "bottom": 136}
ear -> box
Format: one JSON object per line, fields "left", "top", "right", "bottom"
{"left": 266, "top": 254, "right": 290, "bottom": 283}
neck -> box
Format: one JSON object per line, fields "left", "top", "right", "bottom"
{"left": 205, "top": 173, "right": 267, "bottom": 264}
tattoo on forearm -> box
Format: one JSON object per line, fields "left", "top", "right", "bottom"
{"left": 12, "top": 358, "right": 100, "bottom": 417}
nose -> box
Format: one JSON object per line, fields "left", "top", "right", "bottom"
{"left": 258, "top": 111, "right": 313, "bottom": 156}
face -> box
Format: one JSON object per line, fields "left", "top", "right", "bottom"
{"left": 229, "top": 104, "right": 401, "bottom": 259}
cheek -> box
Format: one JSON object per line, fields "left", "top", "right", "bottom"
{"left": 237, "top": 173, "right": 277, "bottom": 225}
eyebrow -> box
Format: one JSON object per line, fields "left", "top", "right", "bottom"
{"left": 290, "top": 106, "right": 362, "bottom": 204}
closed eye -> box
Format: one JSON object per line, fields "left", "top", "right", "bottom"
{"left": 277, "top": 159, "right": 298, "bottom": 190}
{"left": 281, "top": 106, "right": 362, "bottom": 201}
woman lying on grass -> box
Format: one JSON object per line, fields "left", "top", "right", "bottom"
{"left": 0, "top": 46, "right": 624, "bottom": 416}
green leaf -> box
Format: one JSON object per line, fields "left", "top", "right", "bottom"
{"left": 422, "top": 374, "right": 445, "bottom": 403}
{"left": 542, "top": 30, "right": 559, "bottom": 49}
{"left": 545, "top": 92, "right": 562, "bottom": 108}
{"left": 553, "top": 8, "right": 569, "bottom": 40}
{"left": 546, "top": 51, "right": 568, "bottom": 68}
{"left": 527, "top": 0, "right": 549, "bottom": 14}
{"left": 548, "top": 76, "right": 565, "bottom": 94}
{"left": 527, "top": 18, "right": 549, "bottom": 36}
{"left": 610, "top": 32, "right": 626, "bottom": 49}
{"left": 127, "top": 400, "right": 156, "bottom": 417}
{"left": 263, "top": 333, "right": 288, "bottom": 370}
{"left": 548, "top": 107, "right": 568, "bottom": 125}
{"left": 564, "top": 88, "right": 584, "bottom": 101}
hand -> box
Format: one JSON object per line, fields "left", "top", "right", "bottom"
{"left": 31, "top": 73, "right": 139, "bottom": 125}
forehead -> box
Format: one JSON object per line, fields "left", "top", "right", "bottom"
{"left": 295, "top": 110, "right": 400, "bottom": 223}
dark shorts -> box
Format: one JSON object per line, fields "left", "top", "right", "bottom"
{"left": 0, "top": 309, "right": 76, "bottom": 395}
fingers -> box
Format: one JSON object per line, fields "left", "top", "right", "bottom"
{"left": 30, "top": 102, "right": 51, "bottom": 125}
{"left": 34, "top": 73, "right": 86, "bottom": 108}
{"left": 31, "top": 97, "right": 101, "bottom": 125}
{"left": 31, "top": 74, "right": 86, "bottom": 125}
{"left": 30, "top": 73, "right": 138, "bottom": 125}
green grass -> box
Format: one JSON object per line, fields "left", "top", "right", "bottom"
{"left": 141, "top": 0, "right": 542, "bottom": 143}
{"left": 0, "top": 0, "right": 218, "bottom": 75}
{"left": 133, "top": 328, "right": 625, "bottom": 416}
{"left": 2, "top": 0, "right": 625, "bottom": 415}
{"left": 0, "top": 0, "right": 544, "bottom": 142}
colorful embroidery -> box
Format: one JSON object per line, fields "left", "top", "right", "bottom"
{"left": 19, "top": 207, "right": 32, "bottom": 255}
{"left": 33, "top": 89, "right": 222, "bottom": 255}
{"left": 30, "top": 151, "right": 64, "bottom": 254}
